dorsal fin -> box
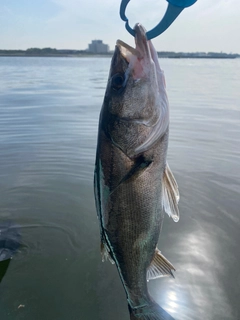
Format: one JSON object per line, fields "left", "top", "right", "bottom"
{"left": 101, "top": 241, "right": 115, "bottom": 264}
{"left": 162, "top": 163, "right": 180, "bottom": 222}
{"left": 147, "top": 248, "right": 175, "bottom": 280}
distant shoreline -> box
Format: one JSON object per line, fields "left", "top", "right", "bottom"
{"left": 0, "top": 49, "right": 239, "bottom": 59}
{"left": 1, "top": 47, "right": 239, "bottom": 59}
{"left": 0, "top": 53, "right": 238, "bottom": 59}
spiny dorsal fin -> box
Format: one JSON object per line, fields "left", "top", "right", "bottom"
{"left": 147, "top": 248, "right": 175, "bottom": 281}
{"left": 162, "top": 162, "right": 180, "bottom": 222}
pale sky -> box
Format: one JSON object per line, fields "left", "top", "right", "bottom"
{"left": 0, "top": 0, "right": 239, "bottom": 53}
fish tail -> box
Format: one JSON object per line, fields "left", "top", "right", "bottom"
{"left": 128, "top": 300, "right": 175, "bottom": 320}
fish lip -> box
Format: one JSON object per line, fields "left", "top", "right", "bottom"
{"left": 116, "top": 23, "right": 151, "bottom": 61}
{"left": 134, "top": 23, "right": 151, "bottom": 60}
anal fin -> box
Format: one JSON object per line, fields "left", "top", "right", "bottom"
{"left": 147, "top": 248, "right": 175, "bottom": 281}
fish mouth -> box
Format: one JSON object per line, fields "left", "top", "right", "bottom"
{"left": 134, "top": 23, "right": 151, "bottom": 59}
{"left": 116, "top": 39, "right": 142, "bottom": 60}
{"left": 116, "top": 24, "right": 151, "bottom": 62}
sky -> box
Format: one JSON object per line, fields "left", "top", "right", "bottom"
{"left": 0, "top": 0, "right": 240, "bottom": 53}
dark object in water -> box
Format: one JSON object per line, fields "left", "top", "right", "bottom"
{"left": 0, "top": 221, "right": 21, "bottom": 261}
{"left": 0, "top": 221, "right": 21, "bottom": 282}
{"left": 0, "top": 258, "right": 11, "bottom": 283}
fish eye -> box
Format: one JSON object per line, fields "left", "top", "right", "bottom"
{"left": 111, "top": 73, "right": 125, "bottom": 91}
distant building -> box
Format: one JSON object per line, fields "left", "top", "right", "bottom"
{"left": 88, "top": 40, "right": 109, "bottom": 54}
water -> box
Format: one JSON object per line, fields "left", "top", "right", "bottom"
{"left": 0, "top": 56, "right": 239, "bottom": 320}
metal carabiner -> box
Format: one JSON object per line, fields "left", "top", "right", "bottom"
{"left": 120, "top": 0, "right": 197, "bottom": 40}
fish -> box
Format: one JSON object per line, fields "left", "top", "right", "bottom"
{"left": 94, "top": 23, "right": 179, "bottom": 320}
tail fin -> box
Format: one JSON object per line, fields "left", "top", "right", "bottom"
{"left": 128, "top": 301, "right": 175, "bottom": 320}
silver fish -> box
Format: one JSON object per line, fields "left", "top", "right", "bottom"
{"left": 94, "top": 24, "right": 179, "bottom": 320}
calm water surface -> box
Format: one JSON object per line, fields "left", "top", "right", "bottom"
{"left": 0, "top": 56, "right": 239, "bottom": 320}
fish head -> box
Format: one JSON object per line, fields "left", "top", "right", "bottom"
{"left": 102, "top": 24, "right": 169, "bottom": 157}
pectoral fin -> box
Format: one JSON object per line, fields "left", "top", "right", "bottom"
{"left": 162, "top": 163, "right": 180, "bottom": 222}
{"left": 110, "top": 155, "right": 152, "bottom": 196}
{"left": 147, "top": 248, "right": 175, "bottom": 280}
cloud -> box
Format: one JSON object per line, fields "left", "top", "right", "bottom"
{"left": 1, "top": 0, "right": 240, "bottom": 51}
